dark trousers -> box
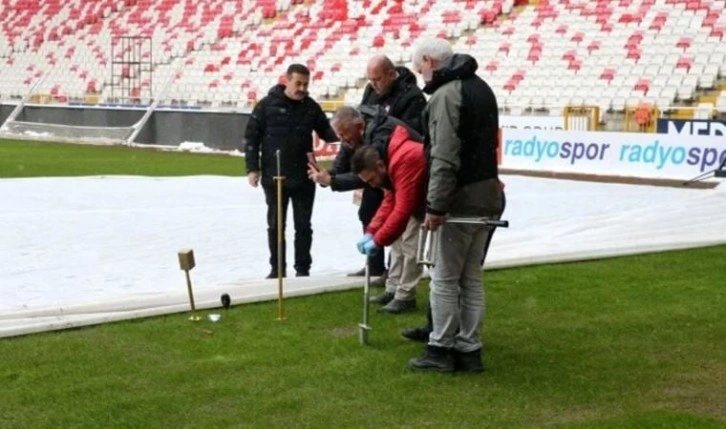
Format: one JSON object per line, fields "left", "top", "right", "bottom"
{"left": 263, "top": 181, "right": 316, "bottom": 273}
{"left": 424, "top": 190, "right": 507, "bottom": 330}
{"left": 358, "top": 187, "right": 386, "bottom": 274}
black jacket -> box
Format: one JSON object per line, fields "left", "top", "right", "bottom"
{"left": 327, "top": 68, "right": 425, "bottom": 191}
{"left": 360, "top": 66, "right": 427, "bottom": 135}
{"left": 328, "top": 106, "right": 423, "bottom": 192}
{"left": 244, "top": 84, "right": 338, "bottom": 187}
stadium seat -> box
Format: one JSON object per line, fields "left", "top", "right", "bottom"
{"left": 1, "top": 0, "right": 724, "bottom": 113}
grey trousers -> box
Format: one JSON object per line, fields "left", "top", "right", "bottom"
{"left": 428, "top": 222, "right": 493, "bottom": 352}
{"left": 384, "top": 217, "right": 423, "bottom": 301}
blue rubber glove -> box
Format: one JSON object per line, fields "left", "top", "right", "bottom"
{"left": 362, "top": 238, "right": 379, "bottom": 256}
{"left": 356, "top": 233, "right": 373, "bottom": 253}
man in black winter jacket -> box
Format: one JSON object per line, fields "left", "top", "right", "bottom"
{"left": 307, "top": 105, "right": 423, "bottom": 193}
{"left": 361, "top": 55, "right": 427, "bottom": 135}
{"left": 244, "top": 63, "right": 338, "bottom": 279}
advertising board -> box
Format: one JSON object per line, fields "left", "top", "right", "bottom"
{"left": 656, "top": 119, "right": 726, "bottom": 136}
{"left": 501, "top": 128, "right": 726, "bottom": 180}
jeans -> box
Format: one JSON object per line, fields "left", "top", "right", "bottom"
{"left": 427, "top": 190, "right": 506, "bottom": 351}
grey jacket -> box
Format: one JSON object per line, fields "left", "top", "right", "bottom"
{"left": 424, "top": 54, "right": 502, "bottom": 218}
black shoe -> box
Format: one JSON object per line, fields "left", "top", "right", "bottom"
{"left": 295, "top": 270, "right": 309, "bottom": 277}
{"left": 347, "top": 267, "right": 366, "bottom": 277}
{"left": 369, "top": 291, "right": 394, "bottom": 305}
{"left": 453, "top": 349, "right": 484, "bottom": 373}
{"left": 378, "top": 298, "right": 416, "bottom": 314}
{"left": 408, "top": 346, "right": 455, "bottom": 372}
{"left": 401, "top": 326, "right": 431, "bottom": 342}
{"left": 266, "top": 269, "right": 286, "bottom": 279}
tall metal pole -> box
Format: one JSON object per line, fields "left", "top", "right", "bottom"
{"left": 185, "top": 270, "right": 200, "bottom": 321}
{"left": 275, "top": 149, "right": 285, "bottom": 320}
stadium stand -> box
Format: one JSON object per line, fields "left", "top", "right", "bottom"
{"left": 0, "top": 0, "right": 724, "bottom": 118}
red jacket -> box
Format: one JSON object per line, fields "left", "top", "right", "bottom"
{"left": 365, "top": 125, "right": 426, "bottom": 247}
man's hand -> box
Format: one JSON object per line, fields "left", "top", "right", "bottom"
{"left": 424, "top": 213, "right": 446, "bottom": 231}
{"left": 248, "top": 171, "right": 260, "bottom": 188}
{"left": 356, "top": 233, "right": 373, "bottom": 253}
{"left": 308, "top": 164, "right": 332, "bottom": 186}
{"left": 362, "top": 239, "right": 379, "bottom": 256}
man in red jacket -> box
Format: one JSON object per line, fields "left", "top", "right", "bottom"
{"left": 352, "top": 128, "right": 427, "bottom": 312}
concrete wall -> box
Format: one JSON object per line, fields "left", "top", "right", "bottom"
{"left": 0, "top": 104, "right": 13, "bottom": 125}
{"left": 0, "top": 103, "right": 250, "bottom": 150}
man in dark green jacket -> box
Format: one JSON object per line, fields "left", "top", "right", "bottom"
{"left": 407, "top": 38, "right": 504, "bottom": 373}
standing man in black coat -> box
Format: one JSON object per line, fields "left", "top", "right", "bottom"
{"left": 343, "top": 55, "right": 428, "bottom": 282}
{"left": 360, "top": 55, "right": 427, "bottom": 134}
{"left": 244, "top": 64, "right": 338, "bottom": 279}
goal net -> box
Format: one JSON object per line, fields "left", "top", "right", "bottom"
{"left": 0, "top": 120, "right": 135, "bottom": 145}
{"left": 0, "top": 59, "right": 179, "bottom": 146}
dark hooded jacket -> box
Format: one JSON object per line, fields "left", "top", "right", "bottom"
{"left": 422, "top": 54, "right": 502, "bottom": 217}
{"left": 328, "top": 105, "right": 422, "bottom": 192}
{"left": 244, "top": 84, "right": 338, "bottom": 188}
{"left": 360, "top": 66, "right": 427, "bottom": 135}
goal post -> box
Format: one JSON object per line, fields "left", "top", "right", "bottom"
{"left": 0, "top": 58, "right": 181, "bottom": 146}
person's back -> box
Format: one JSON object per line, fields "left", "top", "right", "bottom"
{"left": 352, "top": 138, "right": 427, "bottom": 251}
{"left": 360, "top": 104, "right": 423, "bottom": 150}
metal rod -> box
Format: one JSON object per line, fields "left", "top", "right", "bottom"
{"left": 682, "top": 169, "right": 716, "bottom": 186}
{"left": 358, "top": 256, "right": 372, "bottom": 345}
{"left": 446, "top": 218, "right": 509, "bottom": 227}
{"left": 184, "top": 270, "right": 200, "bottom": 321}
{"left": 416, "top": 223, "right": 427, "bottom": 266}
{"left": 276, "top": 149, "right": 285, "bottom": 320}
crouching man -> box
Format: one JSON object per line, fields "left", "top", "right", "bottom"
{"left": 352, "top": 125, "right": 427, "bottom": 313}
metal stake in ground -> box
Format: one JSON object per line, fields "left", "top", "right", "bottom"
{"left": 274, "top": 149, "right": 286, "bottom": 321}
{"left": 358, "top": 256, "right": 372, "bottom": 345}
{"left": 178, "top": 248, "right": 200, "bottom": 321}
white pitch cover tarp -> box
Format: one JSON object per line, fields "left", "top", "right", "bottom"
{"left": 2, "top": 175, "right": 726, "bottom": 338}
